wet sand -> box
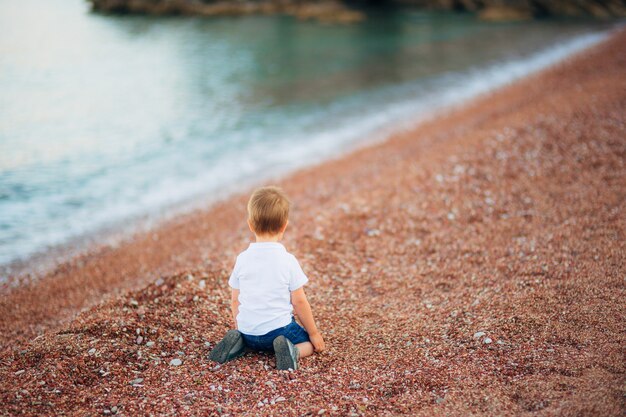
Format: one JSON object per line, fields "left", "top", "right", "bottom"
{"left": 0, "top": 29, "right": 624, "bottom": 416}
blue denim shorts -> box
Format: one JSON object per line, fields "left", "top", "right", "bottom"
{"left": 241, "top": 318, "right": 310, "bottom": 352}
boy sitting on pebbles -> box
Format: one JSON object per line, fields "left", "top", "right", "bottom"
{"left": 209, "top": 186, "right": 325, "bottom": 370}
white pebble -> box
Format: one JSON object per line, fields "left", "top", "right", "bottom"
{"left": 169, "top": 358, "right": 182, "bottom": 366}
{"left": 473, "top": 331, "right": 486, "bottom": 339}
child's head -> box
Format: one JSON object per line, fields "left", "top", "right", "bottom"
{"left": 247, "top": 186, "right": 290, "bottom": 238}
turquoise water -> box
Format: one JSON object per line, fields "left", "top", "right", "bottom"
{"left": 0, "top": 0, "right": 615, "bottom": 271}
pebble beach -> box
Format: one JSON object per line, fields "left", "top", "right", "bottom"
{"left": 0, "top": 28, "right": 624, "bottom": 416}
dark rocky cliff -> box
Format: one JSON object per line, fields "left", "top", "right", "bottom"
{"left": 87, "top": 0, "right": 367, "bottom": 23}
{"left": 88, "top": 0, "right": 626, "bottom": 22}
{"left": 394, "top": 0, "right": 626, "bottom": 19}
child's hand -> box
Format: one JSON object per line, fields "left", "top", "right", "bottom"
{"left": 310, "top": 331, "right": 326, "bottom": 352}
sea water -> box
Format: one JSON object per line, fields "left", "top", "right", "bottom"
{"left": 0, "top": 0, "right": 616, "bottom": 273}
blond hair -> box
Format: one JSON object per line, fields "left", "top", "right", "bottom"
{"left": 247, "top": 186, "right": 290, "bottom": 235}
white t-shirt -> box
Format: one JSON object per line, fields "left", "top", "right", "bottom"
{"left": 228, "top": 242, "right": 308, "bottom": 335}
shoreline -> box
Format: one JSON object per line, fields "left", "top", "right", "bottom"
{"left": 0, "top": 28, "right": 624, "bottom": 415}
{"left": 1, "top": 28, "right": 613, "bottom": 284}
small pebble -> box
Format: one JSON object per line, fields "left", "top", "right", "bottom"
{"left": 483, "top": 337, "right": 492, "bottom": 344}
{"left": 170, "top": 359, "right": 182, "bottom": 366}
{"left": 198, "top": 280, "right": 206, "bottom": 289}
{"left": 146, "top": 341, "right": 155, "bottom": 347}
{"left": 473, "top": 331, "right": 486, "bottom": 339}
{"left": 88, "top": 348, "right": 96, "bottom": 356}
{"left": 130, "top": 378, "right": 143, "bottom": 385}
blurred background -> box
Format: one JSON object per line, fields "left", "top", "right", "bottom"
{"left": 0, "top": 0, "right": 622, "bottom": 271}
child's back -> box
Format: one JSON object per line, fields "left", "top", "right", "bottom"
{"left": 229, "top": 242, "right": 307, "bottom": 335}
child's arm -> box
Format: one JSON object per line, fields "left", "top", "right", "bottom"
{"left": 230, "top": 289, "right": 240, "bottom": 328}
{"left": 291, "top": 288, "right": 326, "bottom": 352}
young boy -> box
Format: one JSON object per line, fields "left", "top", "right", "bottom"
{"left": 208, "top": 186, "right": 325, "bottom": 370}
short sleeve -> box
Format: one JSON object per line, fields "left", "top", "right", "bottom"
{"left": 288, "top": 256, "right": 308, "bottom": 291}
{"left": 228, "top": 257, "right": 240, "bottom": 289}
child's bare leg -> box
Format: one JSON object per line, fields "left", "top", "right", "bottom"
{"left": 296, "top": 341, "right": 314, "bottom": 358}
